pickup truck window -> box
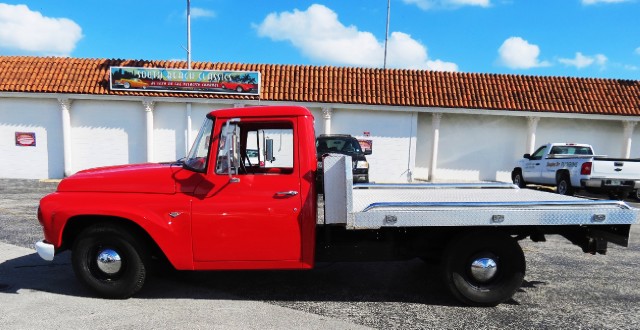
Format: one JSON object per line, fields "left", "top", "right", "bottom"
{"left": 530, "top": 146, "right": 547, "bottom": 160}
{"left": 550, "top": 146, "right": 593, "bottom": 155}
{"left": 216, "top": 120, "right": 294, "bottom": 175}
{"left": 184, "top": 118, "right": 214, "bottom": 172}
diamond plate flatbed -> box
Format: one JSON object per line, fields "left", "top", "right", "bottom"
{"left": 321, "top": 155, "right": 640, "bottom": 230}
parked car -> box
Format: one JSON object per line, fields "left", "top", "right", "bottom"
{"left": 316, "top": 134, "right": 371, "bottom": 190}
{"left": 114, "top": 78, "right": 149, "bottom": 89}
{"left": 219, "top": 82, "right": 257, "bottom": 93}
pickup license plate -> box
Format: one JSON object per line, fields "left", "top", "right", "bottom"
{"left": 608, "top": 180, "right": 621, "bottom": 186}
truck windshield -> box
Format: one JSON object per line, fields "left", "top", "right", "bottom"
{"left": 317, "top": 137, "right": 363, "bottom": 154}
{"left": 184, "top": 118, "right": 214, "bottom": 172}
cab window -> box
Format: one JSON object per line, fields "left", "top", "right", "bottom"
{"left": 530, "top": 146, "right": 547, "bottom": 160}
{"left": 215, "top": 120, "right": 294, "bottom": 175}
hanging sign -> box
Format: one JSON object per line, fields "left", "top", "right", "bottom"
{"left": 15, "top": 132, "right": 36, "bottom": 147}
{"left": 110, "top": 67, "right": 260, "bottom": 96}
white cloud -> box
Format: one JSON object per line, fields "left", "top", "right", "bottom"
{"left": 635, "top": 47, "right": 640, "bottom": 55}
{"left": 498, "top": 37, "right": 550, "bottom": 69}
{"left": 0, "top": 4, "right": 82, "bottom": 56}
{"left": 582, "top": 0, "right": 629, "bottom": 5}
{"left": 187, "top": 7, "right": 215, "bottom": 19}
{"left": 558, "top": 52, "right": 607, "bottom": 69}
{"left": 403, "top": 0, "right": 490, "bottom": 10}
{"left": 256, "top": 4, "right": 458, "bottom": 71}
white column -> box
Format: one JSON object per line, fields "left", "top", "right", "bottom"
{"left": 622, "top": 121, "right": 637, "bottom": 158}
{"left": 429, "top": 113, "right": 442, "bottom": 182}
{"left": 143, "top": 100, "right": 155, "bottom": 162}
{"left": 58, "top": 98, "right": 73, "bottom": 177}
{"left": 526, "top": 116, "right": 540, "bottom": 155}
{"left": 322, "top": 107, "right": 332, "bottom": 135}
{"left": 185, "top": 103, "right": 192, "bottom": 155}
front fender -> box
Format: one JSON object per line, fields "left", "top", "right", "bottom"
{"left": 39, "top": 191, "right": 194, "bottom": 270}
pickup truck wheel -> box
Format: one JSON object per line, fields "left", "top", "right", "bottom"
{"left": 72, "top": 225, "right": 147, "bottom": 299}
{"left": 512, "top": 171, "right": 526, "bottom": 188}
{"left": 556, "top": 175, "right": 574, "bottom": 196}
{"left": 442, "top": 231, "right": 525, "bottom": 307}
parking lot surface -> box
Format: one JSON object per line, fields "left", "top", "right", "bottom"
{"left": 1, "top": 179, "right": 640, "bottom": 329}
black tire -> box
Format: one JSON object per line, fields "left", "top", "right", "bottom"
{"left": 512, "top": 170, "right": 526, "bottom": 188}
{"left": 72, "top": 224, "right": 148, "bottom": 299}
{"left": 442, "top": 231, "right": 525, "bottom": 307}
{"left": 608, "top": 190, "right": 626, "bottom": 201}
{"left": 556, "top": 174, "right": 574, "bottom": 196}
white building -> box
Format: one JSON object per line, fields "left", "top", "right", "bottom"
{"left": 1, "top": 56, "right": 639, "bottom": 182}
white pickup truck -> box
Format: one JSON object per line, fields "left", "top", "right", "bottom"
{"left": 512, "top": 143, "right": 640, "bottom": 198}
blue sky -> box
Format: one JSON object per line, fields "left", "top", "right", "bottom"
{"left": 0, "top": 0, "right": 639, "bottom": 80}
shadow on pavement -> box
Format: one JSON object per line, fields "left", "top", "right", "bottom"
{"left": 0, "top": 250, "right": 503, "bottom": 307}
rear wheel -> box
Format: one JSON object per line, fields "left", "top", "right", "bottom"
{"left": 556, "top": 174, "right": 574, "bottom": 196}
{"left": 442, "top": 231, "right": 525, "bottom": 307}
{"left": 72, "top": 224, "right": 148, "bottom": 299}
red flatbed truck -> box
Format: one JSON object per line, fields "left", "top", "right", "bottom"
{"left": 36, "top": 105, "right": 639, "bottom": 306}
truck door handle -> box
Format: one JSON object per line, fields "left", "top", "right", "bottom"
{"left": 275, "top": 191, "right": 299, "bottom": 197}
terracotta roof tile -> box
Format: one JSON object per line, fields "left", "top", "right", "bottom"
{"left": 1, "top": 56, "right": 639, "bottom": 116}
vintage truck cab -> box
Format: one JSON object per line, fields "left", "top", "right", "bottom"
{"left": 37, "top": 105, "right": 318, "bottom": 298}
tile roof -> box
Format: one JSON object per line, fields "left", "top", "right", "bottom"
{"left": 1, "top": 56, "right": 639, "bottom": 116}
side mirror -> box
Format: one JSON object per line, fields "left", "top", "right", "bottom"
{"left": 523, "top": 153, "right": 531, "bottom": 160}
{"left": 265, "top": 138, "right": 276, "bottom": 162}
{"left": 364, "top": 149, "right": 372, "bottom": 155}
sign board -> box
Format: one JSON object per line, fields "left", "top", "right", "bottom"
{"left": 109, "top": 67, "right": 260, "bottom": 96}
{"left": 358, "top": 139, "right": 372, "bottom": 153}
{"left": 15, "top": 132, "right": 36, "bottom": 147}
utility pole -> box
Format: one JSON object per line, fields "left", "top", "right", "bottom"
{"left": 187, "top": 0, "right": 192, "bottom": 69}
{"left": 185, "top": 0, "right": 193, "bottom": 152}
{"left": 383, "top": 0, "right": 390, "bottom": 69}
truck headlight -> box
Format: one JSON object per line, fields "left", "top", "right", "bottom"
{"left": 356, "top": 161, "right": 369, "bottom": 169}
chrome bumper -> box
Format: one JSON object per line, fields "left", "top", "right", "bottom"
{"left": 35, "top": 240, "right": 55, "bottom": 261}
{"left": 581, "top": 179, "right": 640, "bottom": 189}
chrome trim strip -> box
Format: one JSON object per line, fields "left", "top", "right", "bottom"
{"left": 361, "top": 200, "right": 631, "bottom": 212}
{"left": 354, "top": 182, "right": 519, "bottom": 189}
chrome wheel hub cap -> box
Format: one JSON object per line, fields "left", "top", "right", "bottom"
{"left": 470, "top": 257, "right": 497, "bottom": 282}
{"left": 96, "top": 249, "right": 122, "bottom": 275}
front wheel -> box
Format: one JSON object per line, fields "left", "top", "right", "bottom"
{"left": 72, "top": 224, "right": 148, "bottom": 299}
{"left": 442, "top": 231, "right": 525, "bottom": 307}
{"left": 512, "top": 170, "right": 526, "bottom": 188}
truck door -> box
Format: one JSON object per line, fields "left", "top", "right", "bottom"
{"left": 191, "top": 118, "right": 303, "bottom": 264}
{"left": 522, "top": 145, "right": 548, "bottom": 183}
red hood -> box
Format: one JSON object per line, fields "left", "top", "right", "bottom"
{"left": 57, "top": 163, "right": 181, "bottom": 194}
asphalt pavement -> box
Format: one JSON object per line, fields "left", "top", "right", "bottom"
{"left": 1, "top": 179, "right": 640, "bottom": 329}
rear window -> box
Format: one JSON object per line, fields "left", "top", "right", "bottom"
{"left": 550, "top": 146, "right": 593, "bottom": 155}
